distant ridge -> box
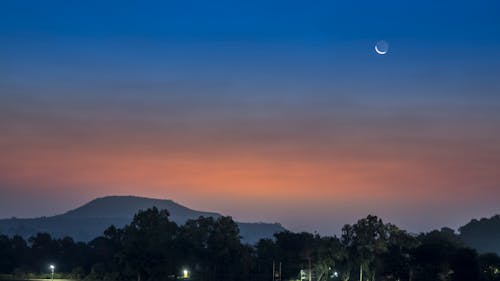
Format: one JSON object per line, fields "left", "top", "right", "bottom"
{"left": 0, "top": 196, "right": 286, "bottom": 244}
{"left": 58, "top": 196, "right": 221, "bottom": 222}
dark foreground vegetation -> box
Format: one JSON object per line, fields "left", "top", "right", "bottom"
{"left": 1, "top": 208, "right": 500, "bottom": 281}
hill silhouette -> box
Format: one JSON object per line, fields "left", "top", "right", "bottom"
{"left": 0, "top": 196, "right": 285, "bottom": 244}
{"left": 459, "top": 215, "right": 500, "bottom": 254}
{"left": 58, "top": 196, "right": 221, "bottom": 221}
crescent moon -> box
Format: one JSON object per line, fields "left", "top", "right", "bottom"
{"left": 375, "top": 45, "right": 387, "bottom": 55}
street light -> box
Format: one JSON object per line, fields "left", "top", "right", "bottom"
{"left": 182, "top": 269, "right": 189, "bottom": 279}
{"left": 49, "top": 265, "right": 55, "bottom": 280}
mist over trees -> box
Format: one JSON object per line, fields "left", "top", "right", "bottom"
{"left": 1, "top": 208, "right": 499, "bottom": 281}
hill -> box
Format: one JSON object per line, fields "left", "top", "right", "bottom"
{"left": 459, "top": 215, "right": 500, "bottom": 254}
{"left": 57, "top": 196, "right": 221, "bottom": 222}
{"left": 0, "top": 196, "right": 285, "bottom": 244}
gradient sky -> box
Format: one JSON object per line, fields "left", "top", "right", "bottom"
{"left": 1, "top": 0, "right": 500, "bottom": 234}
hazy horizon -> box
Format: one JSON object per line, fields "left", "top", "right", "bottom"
{"left": 0, "top": 193, "right": 497, "bottom": 236}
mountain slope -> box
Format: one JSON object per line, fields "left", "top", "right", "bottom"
{"left": 0, "top": 196, "right": 285, "bottom": 244}
{"left": 459, "top": 215, "right": 500, "bottom": 254}
{"left": 58, "top": 196, "right": 221, "bottom": 223}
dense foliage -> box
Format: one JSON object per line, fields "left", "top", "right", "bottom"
{"left": 1, "top": 209, "right": 499, "bottom": 281}
{"left": 460, "top": 215, "right": 500, "bottom": 255}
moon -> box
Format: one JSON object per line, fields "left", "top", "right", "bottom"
{"left": 375, "top": 45, "right": 386, "bottom": 55}
{"left": 375, "top": 40, "right": 389, "bottom": 55}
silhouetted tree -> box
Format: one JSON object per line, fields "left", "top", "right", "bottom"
{"left": 411, "top": 228, "right": 462, "bottom": 281}
{"left": 29, "top": 233, "right": 59, "bottom": 273}
{"left": 1, "top": 211, "right": 499, "bottom": 281}
{"left": 460, "top": 215, "right": 500, "bottom": 254}
{"left": 255, "top": 238, "right": 279, "bottom": 279}
{"left": 342, "top": 215, "right": 390, "bottom": 281}
{"left": 479, "top": 253, "right": 500, "bottom": 281}
{"left": 118, "top": 207, "right": 179, "bottom": 281}
{"left": 378, "top": 224, "right": 417, "bottom": 281}
{"left": 449, "top": 247, "right": 480, "bottom": 281}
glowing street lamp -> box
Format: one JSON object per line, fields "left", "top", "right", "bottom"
{"left": 182, "top": 269, "right": 189, "bottom": 279}
{"left": 49, "top": 265, "right": 55, "bottom": 280}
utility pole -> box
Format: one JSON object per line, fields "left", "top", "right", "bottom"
{"left": 272, "top": 260, "right": 281, "bottom": 281}
{"left": 359, "top": 264, "right": 363, "bottom": 281}
{"left": 308, "top": 257, "right": 312, "bottom": 281}
{"left": 279, "top": 262, "right": 282, "bottom": 281}
{"left": 49, "top": 265, "right": 55, "bottom": 281}
{"left": 273, "top": 260, "right": 275, "bottom": 281}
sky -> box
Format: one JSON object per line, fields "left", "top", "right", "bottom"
{"left": 1, "top": 0, "right": 500, "bottom": 235}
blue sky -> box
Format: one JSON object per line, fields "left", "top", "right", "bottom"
{"left": 1, "top": 0, "right": 500, "bottom": 234}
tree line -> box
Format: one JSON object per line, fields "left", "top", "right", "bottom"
{"left": 1, "top": 208, "right": 500, "bottom": 281}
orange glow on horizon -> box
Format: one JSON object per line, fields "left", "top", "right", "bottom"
{"left": 1, "top": 132, "right": 499, "bottom": 208}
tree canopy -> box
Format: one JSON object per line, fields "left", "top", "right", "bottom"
{"left": 0, "top": 210, "right": 498, "bottom": 281}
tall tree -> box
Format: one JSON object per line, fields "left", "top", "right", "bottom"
{"left": 118, "top": 207, "right": 179, "bottom": 281}
{"left": 411, "top": 228, "right": 462, "bottom": 281}
{"left": 378, "top": 224, "right": 417, "bottom": 281}
{"left": 342, "top": 215, "right": 389, "bottom": 281}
